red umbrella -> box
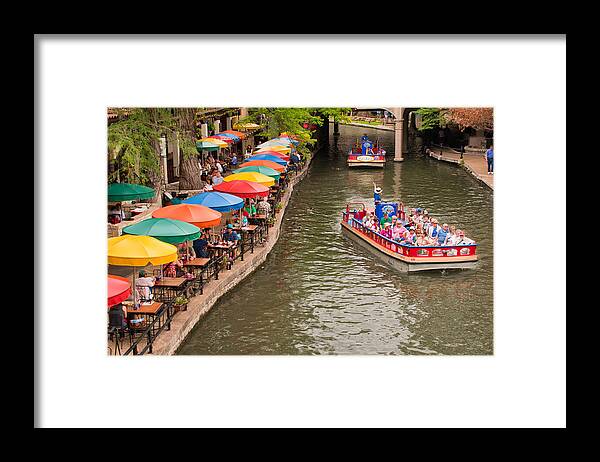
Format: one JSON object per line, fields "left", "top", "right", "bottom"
{"left": 108, "top": 275, "right": 132, "bottom": 307}
{"left": 213, "top": 180, "right": 270, "bottom": 198}
{"left": 222, "top": 130, "right": 246, "bottom": 139}
{"left": 253, "top": 150, "right": 290, "bottom": 161}
{"left": 210, "top": 134, "right": 234, "bottom": 143}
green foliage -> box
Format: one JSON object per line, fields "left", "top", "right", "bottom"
{"left": 317, "top": 107, "right": 352, "bottom": 124}
{"left": 239, "top": 107, "right": 323, "bottom": 158}
{"left": 108, "top": 108, "right": 173, "bottom": 184}
{"left": 415, "top": 108, "right": 445, "bottom": 131}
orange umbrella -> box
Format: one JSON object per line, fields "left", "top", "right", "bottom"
{"left": 239, "top": 159, "right": 286, "bottom": 172}
{"left": 152, "top": 204, "right": 222, "bottom": 228}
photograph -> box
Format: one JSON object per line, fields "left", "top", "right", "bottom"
{"left": 106, "top": 107, "right": 494, "bottom": 356}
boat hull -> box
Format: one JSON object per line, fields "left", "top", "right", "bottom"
{"left": 341, "top": 221, "right": 478, "bottom": 272}
{"left": 347, "top": 160, "right": 385, "bottom": 168}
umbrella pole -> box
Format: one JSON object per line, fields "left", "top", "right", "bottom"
{"left": 132, "top": 268, "right": 137, "bottom": 308}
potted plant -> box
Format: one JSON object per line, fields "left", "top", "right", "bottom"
{"left": 274, "top": 203, "right": 283, "bottom": 214}
{"left": 173, "top": 295, "right": 189, "bottom": 313}
{"left": 267, "top": 216, "right": 275, "bottom": 227}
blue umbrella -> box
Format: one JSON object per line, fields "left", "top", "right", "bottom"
{"left": 182, "top": 191, "right": 244, "bottom": 213}
{"left": 248, "top": 154, "right": 288, "bottom": 166}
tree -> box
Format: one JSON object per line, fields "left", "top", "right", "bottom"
{"left": 415, "top": 108, "right": 444, "bottom": 131}
{"left": 239, "top": 108, "right": 323, "bottom": 158}
{"left": 108, "top": 108, "right": 172, "bottom": 192}
{"left": 174, "top": 108, "right": 203, "bottom": 190}
{"left": 444, "top": 108, "right": 493, "bottom": 131}
{"left": 317, "top": 107, "right": 352, "bottom": 124}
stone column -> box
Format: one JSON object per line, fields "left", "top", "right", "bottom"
{"left": 160, "top": 135, "right": 168, "bottom": 185}
{"left": 214, "top": 119, "right": 221, "bottom": 134}
{"left": 394, "top": 117, "right": 405, "bottom": 162}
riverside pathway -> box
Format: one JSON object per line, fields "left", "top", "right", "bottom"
{"left": 427, "top": 147, "right": 494, "bottom": 190}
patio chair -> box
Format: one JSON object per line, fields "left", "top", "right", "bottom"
{"left": 107, "top": 305, "right": 130, "bottom": 355}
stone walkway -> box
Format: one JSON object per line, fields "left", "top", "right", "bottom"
{"left": 427, "top": 147, "right": 493, "bottom": 190}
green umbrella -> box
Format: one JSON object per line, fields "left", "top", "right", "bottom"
{"left": 122, "top": 218, "right": 200, "bottom": 244}
{"left": 196, "top": 141, "right": 220, "bottom": 152}
{"left": 108, "top": 183, "right": 155, "bottom": 202}
{"left": 233, "top": 165, "right": 281, "bottom": 181}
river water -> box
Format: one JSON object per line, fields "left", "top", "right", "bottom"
{"left": 177, "top": 125, "right": 493, "bottom": 355}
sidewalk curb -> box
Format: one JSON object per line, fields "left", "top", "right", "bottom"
{"left": 428, "top": 150, "right": 493, "bottom": 191}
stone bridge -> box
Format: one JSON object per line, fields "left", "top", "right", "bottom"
{"left": 349, "top": 107, "right": 420, "bottom": 162}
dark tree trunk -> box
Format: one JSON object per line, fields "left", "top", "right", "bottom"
{"left": 178, "top": 155, "right": 202, "bottom": 190}
{"left": 176, "top": 108, "right": 203, "bottom": 190}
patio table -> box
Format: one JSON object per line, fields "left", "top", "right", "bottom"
{"left": 184, "top": 257, "right": 210, "bottom": 294}
{"left": 152, "top": 277, "right": 188, "bottom": 302}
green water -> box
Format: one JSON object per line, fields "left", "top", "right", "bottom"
{"left": 177, "top": 125, "right": 493, "bottom": 355}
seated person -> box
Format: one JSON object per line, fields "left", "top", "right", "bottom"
{"left": 379, "top": 212, "right": 392, "bottom": 227}
{"left": 428, "top": 219, "right": 441, "bottom": 239}
{"left": 244, "top": 199, "right": 257, "bottom": 217}
{"left": 193, "top": 232, "right": 210, "bottom": 258}
{"left": 454, "top": 229, "right": 474, "bottom": 245}
{"left": 443, "top": 225, "right": 457, "bottom": 245}
{"left": 163, "top": 257, "right": 184, "bottom": 277}
{"left": 257, "top": 197, "right": 271, "bottom": 216}
{"left": 135, "top": 270, "right": 155, "bottom": 302}
{"left": 391, "top": 222, "right": 402, "bottom": 239}
{"left": 436, "top": 223, "right": 450, "bottom": 246}
{"left": 108, "top": 302, "right": 128, "bottom": 330}
{"left": 381, "top": 222, "right": 392, "bottom": 238}
{"left": 405, "top": 229, "right": 417, "bottom": 245}
{"left": 223, "top": 224, "right": 240, "bottom": 243}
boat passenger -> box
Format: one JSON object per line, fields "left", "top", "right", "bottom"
{"left": 437, "top": 223, "right": 450, "bottom": 245}
{"left": 428, "top": 218, "right": 441, "bottom": 239}
{"left": 405, "top": 229, "right": 417, "bottom": 245}
{"left": 416, "top": 232, "right": 429, "bottom": 246}
{"left": 455, "top": 230, "right": 474, "bottom": 245}
{"left": 381, "top": 222, "right": 392, "bottom": 239}
{"left": 444, "top": 225, "right": 457, "bottom": 245}
{"left": 373, "top": 184, "right": 382, "bottom": 205}
{"left": 380, "top": 211, "right": 392, "bottom": 227}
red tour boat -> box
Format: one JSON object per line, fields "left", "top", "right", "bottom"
{"left": 347, "top": 135, "right": 386, "bottom": 168}
{"left": 340, "top": 201, "right": 478, "bottom": 272}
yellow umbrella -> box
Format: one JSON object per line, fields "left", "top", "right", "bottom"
{"left": 108, "top": 235, "right": 178, "bottom": 266}
{"left": 234, "top": 122, "right": 260, "bottom": 130}
{"left": 108, "top": 235, "right": 178, "bottom": 307}
{"left": 255, "top": 145, "right": 291, "bottom": 154}
{"left": 224, "top": 172, "right": 275, "bottom": 187}
{"left": 199, "top": 137, "right": 228, "bottom": 149}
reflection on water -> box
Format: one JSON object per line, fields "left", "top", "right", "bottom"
{"left": 177, "top": 125, "right": 493, "bottom": 355}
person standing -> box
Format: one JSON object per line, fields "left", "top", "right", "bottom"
{"left": 373, "top": 183, "right": 382, "bottom": 205}
{"left": 486, "top": 145, "right": 494, "bottom": 175}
